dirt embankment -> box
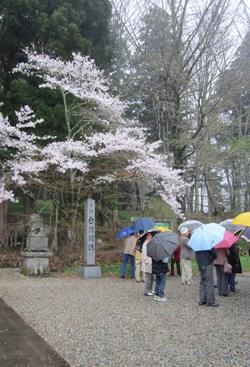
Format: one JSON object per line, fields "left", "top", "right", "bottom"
{"left": 0, "top": 240, "right": 123, "bottom": 272}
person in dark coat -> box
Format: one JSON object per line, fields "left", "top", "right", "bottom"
{"left": 214, "top": 248, "right": 230, "bottom": 297}
{"left": 152, "top": 258, "right": 169, "bottom": 302}
{"left": 228, "top": 243, "right": 242, "bottom": 292}
{"left": 196, "top": 249, "right": 218, "bottom": 307}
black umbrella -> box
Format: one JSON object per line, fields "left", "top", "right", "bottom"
{"left": 147, "top": 232, "right": 179, "bottom": 261}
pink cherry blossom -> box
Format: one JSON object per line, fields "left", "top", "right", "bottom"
{"left": 1, "top": 51, "right": 189, "bottom": 215}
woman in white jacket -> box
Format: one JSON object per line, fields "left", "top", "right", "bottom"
{"left": 141, "top": 232, "right": 154, "bottom": 296}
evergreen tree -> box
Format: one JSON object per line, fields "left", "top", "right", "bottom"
{"left": 0, "top": 0, "right": 114, "bottom": 133}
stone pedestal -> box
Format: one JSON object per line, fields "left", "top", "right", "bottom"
{"left": 21, "top": 251, "right": 52, "bottom": 275}
{"left": 26, "top": 236, "right": 48, "bottom": 251}
{"left": 79, "top": 265, "right": 101, "bottom": 278}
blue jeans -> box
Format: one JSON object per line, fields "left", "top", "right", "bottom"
{"left": 120, "top": 254, "right": 135, "bottom": 278}
{"left": 228, "top": 273, "right": 236, "bottom": 291}
{"left": 155, "top": 272, "right": 167, "bottom": 298}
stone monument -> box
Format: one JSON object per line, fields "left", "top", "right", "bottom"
{"left": 79, "top": 198, "right": 101, "bottom": 278}
{"left": 21, "top": 214, "right": 52, "bottom": 275}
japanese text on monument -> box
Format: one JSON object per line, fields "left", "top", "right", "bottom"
{"left": 84, "top": 198, "right": 95, "bottom": 265}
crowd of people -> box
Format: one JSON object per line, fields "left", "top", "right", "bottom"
{"left": 120, "top": 227, "right": 242, "bottom": 306}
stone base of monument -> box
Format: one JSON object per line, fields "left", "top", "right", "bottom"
{"left": 79, "top": 265, "right": 101, "bottom": 278}
{"left": 21, "top": 251, "right": 52, "bottom": 276}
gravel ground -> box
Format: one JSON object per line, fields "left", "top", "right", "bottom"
{"left": 0, "top": 269, "right": 249, "bottom": 367}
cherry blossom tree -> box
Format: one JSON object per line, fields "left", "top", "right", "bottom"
{"left": 0, "top": 105, "right": 42, "bottom": 201}
{"left": 0, "top": 105, "right": 45, "bottom": 246}
{"left": 1, "top": 50, "right": 188, "bottom": 247}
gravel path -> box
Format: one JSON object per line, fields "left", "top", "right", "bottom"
{"left": 0, "top": 269, "right": 249, "bottom": 367}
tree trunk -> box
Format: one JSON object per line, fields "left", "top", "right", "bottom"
{"left": 136, "top": 180, "right": 145, "bottom": 216}
{"left": 244, "top": 154, "right": 250, "bottom": 210}
{"left": 194, "top": 166, "right": 200, "bottom": 212}
{"left": 51, "top": 201, "right": 59, "bottom": 252}
{"left": 24, "top": 194, "right": 33, "bottom": 215}
{"left": 0, "top": 201, "right": 8, "bottom": 247}
{"left": 203, "top": 167, "right": 223, "bottom": 216}
{"left": 112, "top": 209, "right": 121, "bottom": 229}
{"left": 232, "top": 160, "right": 242, "bottom": 211}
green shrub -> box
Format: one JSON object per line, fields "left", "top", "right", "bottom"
{"left": 9, "top": 198, "right": 25, "bottom": 215}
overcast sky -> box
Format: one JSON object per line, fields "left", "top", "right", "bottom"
{"left": 113, "top": 0, "right": 250, "bottom": 50}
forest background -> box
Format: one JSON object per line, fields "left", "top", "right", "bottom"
{"left": 0, "top": 0, "right": 249, "bottom": 265}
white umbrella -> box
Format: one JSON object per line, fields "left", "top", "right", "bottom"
{"left": 178, "top": 220, "right": 203, "bottom": 232}
{"left": 219, "top": 219, "right": 244, "bottom": 234}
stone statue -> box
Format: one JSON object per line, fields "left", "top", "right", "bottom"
{"left": 22, "top": 214, "right": 52, "bottom": 275}
{"left": 26, "top": 214, "right": 49, "bottom": 251}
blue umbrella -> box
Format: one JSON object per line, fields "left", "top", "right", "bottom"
{"left": 130, "top": 218, "right": 155, "bottom": 233}
{"left": 188, "top": 223, "right": 225, "bottom": 251}
{"left": 115, "top": 227, "right": 134, "bottom": 239}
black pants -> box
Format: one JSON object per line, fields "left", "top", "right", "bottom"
{"left": 215, "top": 264, "right": 229, "bottom": 296}
{"left": 199, "top": 264, "right": 215, "bottom": 304}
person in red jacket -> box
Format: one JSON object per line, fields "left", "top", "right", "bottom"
{"left": 170, "top": 246, "right": 181, "bottom": 276}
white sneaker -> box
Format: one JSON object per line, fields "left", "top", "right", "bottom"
{"left": 144, "top": 292, "right": 154, "bottom": 296}
{"left": 158, "top": 297, "right": 167, "bottom": 302}
{"left": 154, "top": 296, "right": 167, "bottom": 302}
{"left": 153, "top": 295, "right": 160, "bottom": 301}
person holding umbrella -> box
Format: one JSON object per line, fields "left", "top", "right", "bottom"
{"left": 137, "top": 230, "right": 160, "bottom": 295}
{"left": 214, "top": 248, "right": 230, "bottom": 297}
{"left": 188, "top": 223, "right": 225, "bottom": 307}
{"left": 120, "top": 233, "right": 138, "bottom": 279}
{"left": 228, "top": 242, "right": 242, "bottom": 292}
{"left": 151, "top": 258, "right": 169, "bottom": 302}
{"left": 195, "top": 248, "right": 218, "bottom": 306}
{"left": 135, "top": 240, "right": 145, "bottom": 283}
{"left": 179, "top": 227, "right": 193, "bottom": 285}
{"left": 170, "top": 246, "right": 181, "bottom": 277}
{"left": 147, "top": 232, "right": 179, "bottom": 302}
{"left": 214, "top": 231, "right": 241, "bottom": 294}
{"left": 141, "top": 231, "right": 155, "bottom": 295}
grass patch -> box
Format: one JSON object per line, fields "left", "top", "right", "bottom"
{"left": 191, "top": 261, "right": 199, "bottom": 276}
{"left": 63, "top": 256, "right": 250, "bottom": 278}
{"left": 63, "top": 265, "right": 79, "bottom": 276}
{"left": 63, "top": 263, "right": 122, "bottom": 277}
{"left": 239, "top": 241, "right": 249, "bottom": 255}
{"left": 101, "top": 263, "right": 121, "bottom": 277}
{"left": 191, "top": 256, "right": 250, "bottom": 274}
{"left": 240, "top": 256, "right": 250, "bottom": 272}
